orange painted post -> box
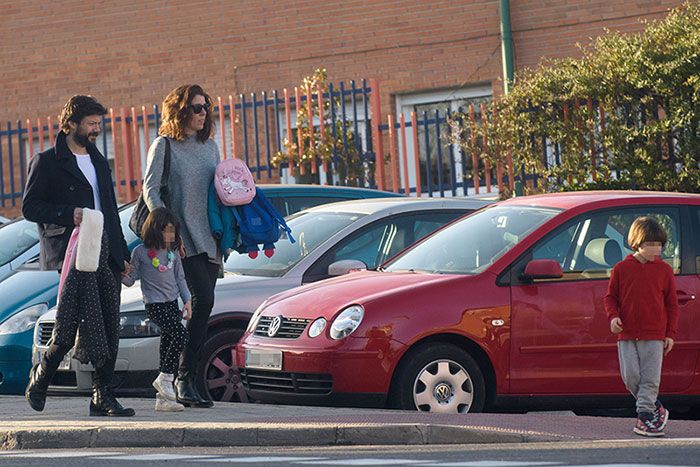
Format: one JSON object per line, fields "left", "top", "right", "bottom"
{"left": 507, "top": 151, "right": 515, "bottom": 191}
{"left": 599, "top": 103, "right": 608, "bottom": 181}
{"left": 229, "top": 95, "right": 237, "bottom": 158}
{"left": 411, "top": 111, "right": 422, "bottom": 197}
{"left": 369, "top": 78, "right": 385, "bottom": 190}
{"left": 284, "top": 89, "right": 293, "bottom": 175}
{"left": 130, "top": 107, "right": 143, "bottom": 192}
{"left": 110, "top": 108, "right": 122, "bottom": 201}
{"left": 563, "top": 102, "right": 573, "bottom": 185}
{"left": 26, "top": 119, "right": 34, "bottom": 158}
{"left": 37, "top": 118, "right": 45, "bottom": 152}
{"left": 492, "top": 108, "right": 503, "bottom": 194}
{"left": 47, "top": 116, "right": 54, "bottom": 144}
{"left": 317, "top": 84, "right": 328, "bottom": 175}
{"left": 399, "top": 113, "right": 410, "bottom": 196}
{"left": 480, "top": 104, "right": 491, "bottom": 193}
{"left": 295, "top": 87, "right": 305, "bottom": 176}
{"left": 120, "top": 107, "right": 135, "bottom": 201}
{"left": 468, "top": 105, "right": 480, "bottom": 194}
{"left": 587, "top": 97, "right": 597, "bottom": 182}
{"left": 218, "top": 96, "right": 227, "bottom": 160}
{"left": 305, "top": 84, "right": 316, "bottom": 175}
{"left": 141, "top": 106, "right": 150, "bottom": 153}
{"left": 387, "top": 114, "right": 399, "bottom": 193}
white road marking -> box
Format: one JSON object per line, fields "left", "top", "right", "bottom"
{"left": 193, "top": 458, "right": 326, "bottom": 463}
{"left": 297, "top": 460, "right": 430, "bottom": 466}
{"left": 93, "top": 453, "right": 217, "bottom": 461}
{"left": 420, "top": 462, "right": 559, "bottom": 467}
{"left": 0, "top": 451, "right": 121, "bottom": 458}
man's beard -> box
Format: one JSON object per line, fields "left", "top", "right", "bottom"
{"left": 73, "top": 130, "right": 99, "bottom": 148}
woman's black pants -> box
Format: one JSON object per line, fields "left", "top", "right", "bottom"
{"left": 179, "top": 253, "right": 219, "bottom": 376}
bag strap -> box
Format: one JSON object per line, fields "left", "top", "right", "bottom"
{"left": 161, "top": 137, "right": 171, "bottom": 189}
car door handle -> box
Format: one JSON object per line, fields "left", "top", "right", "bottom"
{"left": 677, "top": 292, "right": 696, "bottom": 303}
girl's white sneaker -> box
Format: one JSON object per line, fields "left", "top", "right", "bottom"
{"left": 153, "top": 373, "right": 177, "bottom": 401}
{"left": 155, "top": 394, "right": 184, "bottom": 412}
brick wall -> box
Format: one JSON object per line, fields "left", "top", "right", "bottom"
{"left": 1, "top": 0, "right": 682, "bottom": 122}
{"left": 0, "top": 0, "right": 685, "bottom": 217}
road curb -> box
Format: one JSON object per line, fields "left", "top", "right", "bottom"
{"left": 0, "top": 423, "right": 569, "bottom": 450}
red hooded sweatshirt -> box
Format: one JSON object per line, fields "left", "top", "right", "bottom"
{"left": 604, "top": 254, "right": 679, "bottom": 340}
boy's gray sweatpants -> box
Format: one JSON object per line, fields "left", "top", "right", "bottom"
{"left": 617, "top": 340, "right": 663, "bottom": 414}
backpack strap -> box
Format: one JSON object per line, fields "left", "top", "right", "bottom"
{"left": 255, "top": 189, "right": 296, "bottom": 244}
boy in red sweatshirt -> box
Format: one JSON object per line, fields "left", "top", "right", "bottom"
{"left": 604, "top": 216, "right": 679, "bottom": 437}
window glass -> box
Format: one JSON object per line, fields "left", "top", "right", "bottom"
{"left": 306, "top": 211, "right": 467, "bottom": 281}
{"left": 0, "top": 219, "right": 39, "bottom": 267}
{"left": 224, "top": 211, "right": 364, "bottom": 277}
{"left": 530, "top": 208, "right": 680, "bottom": 281}
{"left": 119, "top": 205, "right": 139, "bottom": 249}
{"left": 385, "top": 206, "right": 559, "bottom": 274}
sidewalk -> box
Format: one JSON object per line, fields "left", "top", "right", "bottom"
{"left": 1, "top": 396, "right": 699, "bottom": 450}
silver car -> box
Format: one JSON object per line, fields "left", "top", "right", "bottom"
{"left": 34, "top": 197, "right": 490, "bottom": 401}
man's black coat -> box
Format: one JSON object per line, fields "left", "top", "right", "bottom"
{"left": 21, "top": 130, "right": 129, "bottom": 272}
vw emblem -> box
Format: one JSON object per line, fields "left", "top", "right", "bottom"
{"left": 434, "top": 383, "right": 452, "bottom": 403}
{"left": 267, "top": 316, "right": 283, "bottom": 337}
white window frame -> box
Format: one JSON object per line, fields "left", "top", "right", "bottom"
{"left": 395, "top": 85, "right": 492, "bottom": 196}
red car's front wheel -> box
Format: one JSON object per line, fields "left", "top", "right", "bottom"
{"left": 393, "top": 343, "right": 486, "bottom": 413}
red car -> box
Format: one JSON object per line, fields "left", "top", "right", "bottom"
{"left": 236, "top": 191, "right": 700, "bottom": 414}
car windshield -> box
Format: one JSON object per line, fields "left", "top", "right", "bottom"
{"left": 384, "top": 205, "right": 561, "bottom": 274}
{"left": 0, "top": 218, "right": 40, "bottom": 267}
{"left": 224, "top": 210, "right": 365, "bottom": 277}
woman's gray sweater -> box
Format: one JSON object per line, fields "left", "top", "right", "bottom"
{"left": 143, "top": 135, "right": 220, "bottom": 263}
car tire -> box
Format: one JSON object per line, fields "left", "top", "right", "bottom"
{"left": 197, "top": 328, "right": 248, "bottom": 403}
{"left": 393, "top": 343, "right": 485, "bottom": 414}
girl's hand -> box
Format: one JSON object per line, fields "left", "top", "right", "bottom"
{"left": 610, "top": 317, "right": 623, "bottom": 334}
{"left": 664, "top": 337, "right": 674, "bottom": 355}
{"left": 183, "top": 301, "right": 192, "bottom": 321}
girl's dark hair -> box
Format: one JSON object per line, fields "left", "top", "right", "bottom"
{"left": 627, "top": 216, "right": 668, "bottom": 250}
{"left": 158, "top": 84, "right": 214, "bottom": 142}
{"left": 59, "top": 95, "right": 107, "bottom": 132}
{"left": 141, "top": 207, "right": 181, "bottom": 250}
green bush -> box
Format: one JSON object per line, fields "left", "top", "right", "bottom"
{"left": 449, "top": 2, "right": 700, "bottom": 193}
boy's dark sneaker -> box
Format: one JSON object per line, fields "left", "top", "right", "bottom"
{"left": 654, "top": 401, "right": 669, "bottom": 431}
{"left": 633, "top": 412, "right": 665, "bottom": 437}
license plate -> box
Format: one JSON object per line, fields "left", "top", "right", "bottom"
{"left": 245, "top": 349, "right": 282, "bottom": 371}
{"left": 37, "top": 351, "right": 72, "bottom": 370}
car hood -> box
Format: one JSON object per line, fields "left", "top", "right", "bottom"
{"left": 119, "top": 271, "right": 293, "bottom": 313}
{"left": 261, "top": 270, "right": 463, "bottom": 319}
{"left": 0, "top": 269, "right": 58, "bottom": 322}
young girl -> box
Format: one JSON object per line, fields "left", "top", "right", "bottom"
{"left": 123, "top": 207, "right": 192, "bottom": 412}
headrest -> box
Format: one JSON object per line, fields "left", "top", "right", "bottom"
{"left": 584, "top": 238, "right": 622, "bottom": 268}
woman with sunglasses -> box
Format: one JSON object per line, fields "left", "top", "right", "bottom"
{"left": 142, "top": 84, "right": 220, "bottom": 408}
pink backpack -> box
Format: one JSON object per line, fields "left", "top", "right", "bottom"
{"left": 213, "top": 158, "right": 256, "bottom": 206}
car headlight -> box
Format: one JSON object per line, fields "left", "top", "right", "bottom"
{"left": 0, "top": 303, "right": 49, "bottom": 335}
{"left": 330, "top": 305, "right": 364, "bottom": 340}
{"left": 246, "top": 300, "right": 269, "bottom": 334}
{"left": 308, "top": 317, "right": 327, "bottom": 338}
{"left": 119, "top": 311, "right": 160, "bottom": 338}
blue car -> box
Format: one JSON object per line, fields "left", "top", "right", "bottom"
{"left": 0, "top": 185, "right": 402, "bottom": 394}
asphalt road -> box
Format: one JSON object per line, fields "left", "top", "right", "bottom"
{"left": 1, "top": 440, "right": 699, "bottom": 466}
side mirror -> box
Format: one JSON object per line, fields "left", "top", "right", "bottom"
{"left": 521, "top": 259, "right": 563, "bottom": 281}
{"left": 328, "top": 259, "right": 367, "bottom": 276}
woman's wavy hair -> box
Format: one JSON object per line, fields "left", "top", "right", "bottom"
{"left": 158, "top": 84, "right": 214, "bottom": 142}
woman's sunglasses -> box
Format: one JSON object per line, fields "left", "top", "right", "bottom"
{"left": 190, "top": 103, "right": 211, "bottom": 114}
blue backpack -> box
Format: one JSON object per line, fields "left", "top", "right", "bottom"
{"left": 231, "top": 188, "right": 295, "bottom": 259}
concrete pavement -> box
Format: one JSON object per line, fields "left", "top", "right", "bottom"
{"left": 1, "top": 395, "right": 699, "bottom": 450}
